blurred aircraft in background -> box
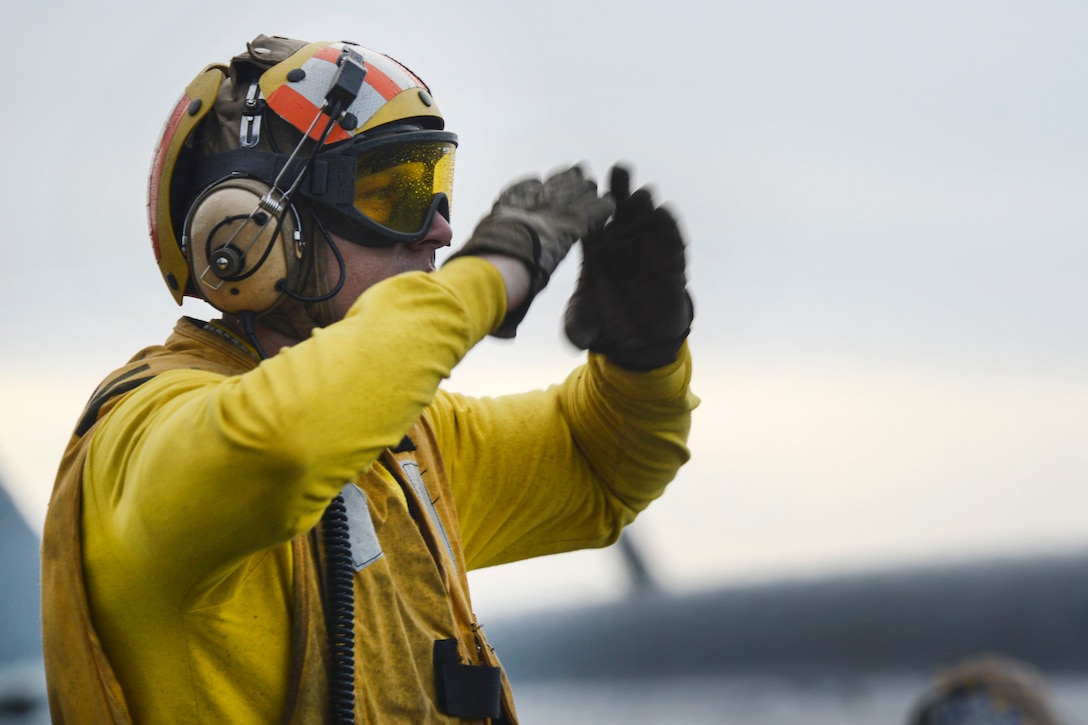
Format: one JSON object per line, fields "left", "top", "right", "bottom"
{"left": 490, "top": 534, "right": 1088, "bottom": 681}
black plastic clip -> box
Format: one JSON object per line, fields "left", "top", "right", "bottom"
{"left": 324, "top": 47, "right": 368, "bottom": 119}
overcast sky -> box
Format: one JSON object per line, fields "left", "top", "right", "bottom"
{"left": 1, "top": 1, "right": 1086, "bottom": 614}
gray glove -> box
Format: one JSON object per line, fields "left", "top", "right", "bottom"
{"left": 447, "top": 165, "right": 614, "bottom": 337}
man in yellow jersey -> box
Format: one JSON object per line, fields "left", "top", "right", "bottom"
{"left": 41, "top": 34, "right": 696, "bottom": 724}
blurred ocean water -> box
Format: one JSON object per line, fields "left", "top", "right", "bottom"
{"left": 509, "top": 674, "right": 1088, "bottom": 725}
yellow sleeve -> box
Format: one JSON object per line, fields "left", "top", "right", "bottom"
{"left": 83, "top": 257, "right": 507, "bottom": 605}
{"left": 430, "top": 343, "right": 698, "bottom": 570}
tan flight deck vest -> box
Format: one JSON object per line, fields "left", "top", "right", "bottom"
{"left": 41, "top": 319, "right": 517, "bottom": 724}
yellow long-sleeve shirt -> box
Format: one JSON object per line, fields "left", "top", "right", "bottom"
{"left": 44, "top": 256, "right": 696, "bottom": 723}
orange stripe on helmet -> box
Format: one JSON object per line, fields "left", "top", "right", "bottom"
{"left": 314, "top": 44, "right": 342, "bottom": 64}
{"left": 362, "top": 62, "right": 402, "bottom": 101}
{"left": 266, "top": 85, "right": 320, "bottom": 133}
{"left": 266, "top": 85, "right": 351, "bottom": 144}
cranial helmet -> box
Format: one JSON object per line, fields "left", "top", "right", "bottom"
{"left": 148, "top": 34, "right": 457, "bottom": 323}
{"left": 908, "top": 654, "right": 1061, "bottom": 725}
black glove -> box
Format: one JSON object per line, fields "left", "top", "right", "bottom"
{"left": 447, "top": 165, "right": 614, "bottom": 337}
{"left": 564, "top": 165, "right": 693, "bottom": 370}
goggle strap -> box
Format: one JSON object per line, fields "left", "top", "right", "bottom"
{"left": 187, "top": 150, "right": 354, "bottom": 207}
{"left": 305, "top": 155, "right": 357, "bottom": 207}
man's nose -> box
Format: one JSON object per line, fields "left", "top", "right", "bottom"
{"left": 408, "top": 212, "right": 453, "bottom": 251}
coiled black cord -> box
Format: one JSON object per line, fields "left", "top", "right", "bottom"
{"left": 321, "top": 494, "right": 356, "bottom": 723}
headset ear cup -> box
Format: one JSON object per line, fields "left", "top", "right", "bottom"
{"left": 184, "top": 178, "right": 300, "bottom": 314}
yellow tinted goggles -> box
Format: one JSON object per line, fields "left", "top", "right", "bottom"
{"left": 353, "top": 139, "right": 456, "bottom": 235}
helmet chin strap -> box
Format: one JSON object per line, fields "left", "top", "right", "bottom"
{"left": 281, "top": 213, "right": 347, "bottom": 333}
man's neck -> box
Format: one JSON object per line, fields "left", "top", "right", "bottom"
{"left": 219, "top": 314, "right": 301, "bottom": 359}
